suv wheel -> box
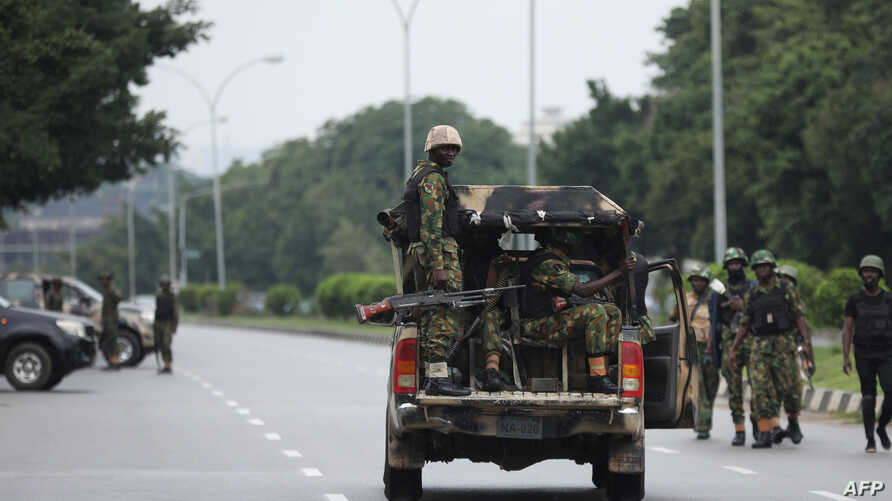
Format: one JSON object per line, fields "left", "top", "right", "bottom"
{"left": 107, "top": 329, "right": 142, "bottom": 367}
{"left": 607, "top": 472, "right": 645, "bottom": 501}
{"left": 384, "top": 410, "right": 422, "bottom": 501}
{"left": 5, "top": 343, "right": 53, "bottom": 391}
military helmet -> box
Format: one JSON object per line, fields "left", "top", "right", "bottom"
{"left": 159, "top": 275, "right": 171, "bottom": 285}
{"left": 777, "top": 264, "right": 799, "bottom": 284}
{"left": 97, "top": 272, "right": 113, "bottom": 280}
{"left": 750, "top": 249, "right": 777, "bottom": 269}
{"left": 687, "top": 265, "right": 712, "bottom": 282}
{"left": 424, "top": 125, "right": 462, "bottom": 153}
{"left": 723, "top": 247, "right": 748, "bottom": 267}
{"left": 858, "top": 254, "right": 885, "bottom": 278}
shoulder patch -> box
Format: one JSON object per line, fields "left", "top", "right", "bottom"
{"left": 552, "top": 262, "right": 568, "bottom": 274}
{"left": 422, "top": 182, "right": 434, "bottom": 194}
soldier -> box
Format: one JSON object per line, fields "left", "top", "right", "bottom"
{"left": 98, "top": 272, "right": 122, "bottom": 370}
{"left": 154, "top": 275, "right": 179, "bottom": 374}
{"left": 729, "top": 250, "right": 813, "bottom": 449}
{"left": 776, "top": 264, "right": 813, "bottom": 443}
{"left": 777, "top": 265, "right": 800, "bottom": 289}
{"left": 712, "top": 247, "right": 758, "bottom": 446}
{"left": 46, "top": 277, "right": 64, "bottom": 312}
{"left": 478, "top": 228, "right": 637, "bottom": 393}
{"left": 842, "top": 255, "right": 892, "bottom": 453}
{"left": 403, "top": 125, "right": 470, "bottom": 396}
{"left": 685, "top": 266, "right": 720, "bottom": 439}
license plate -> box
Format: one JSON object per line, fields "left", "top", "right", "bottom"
{"left": 497, "top": 416, "right": 543, "bottom": 439}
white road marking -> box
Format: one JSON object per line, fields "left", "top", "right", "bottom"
{"left": 247, "top": 418, "right": 264, "bottom": 426}
{"left": 225, "top": 400, "right": 238, "bottom": 407}
{"left": 336, "top": 361, "right": 345, "bottom": 367}
{"left": 723, "top": 466, "right": 757, "bottom": 475}
{"left": 355, "top": 365, "right": 368, "bottom": 373}
{"left": 265, "top": 433, "right": 282, "bottom": 441}
{"left": 649, "top": 446, "right": 680, "bottom": 454}
{"left": 191, "top": 375, "right": 201, "bottom": 382}
{"left": 376, "top": 368, "right": 386, "bottom": 376}
{"left": 236, "top": 408, "right": 250, "bottom": 415}
{"left": 325, "top": 495, "right": 349, "bottom": 501}
{"left": 201, "top": 382, "right": 212, "bottom": 389}
{"left": 282, "top": 449, "right": 303, "bottom": 458}
{"left": 211, "top": 390, "right": 224, "bottom": 397}
{"left": 301, "top": 468, "right": 323, "bottom": 477}
{"left": 809, "top": 491, "right": 850, "bottom": 501}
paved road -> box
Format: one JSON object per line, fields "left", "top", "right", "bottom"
{"left": 0, "top": 324, "right": 888, "bottom": 501}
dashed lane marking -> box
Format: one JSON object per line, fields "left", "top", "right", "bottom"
{"left": 212, "top": 390, "right": 224, "bottom": 397}
{"left": 355, "top": 365, "right": 368, "bottom": 373}
{"left": 809, "top": 491, "right": 850, "bottom": 501}
{"left": 282, "top": 449, "right": 303, "bottom": 458}
{"left": 247, "top": 418, "right": 264, "bottom": 426}
{"left": 265, "top": 433, "right": 282, "bottom": 441}
{"left": 723, "top": 466, "right": 757, "bottom": 475}
{"left": 325, "top": 495, "right": 349, "bottom": 501}
{"left": 201, "top": 382, "right": 212, "bottom": 389}
{"left": 301, "top": 468, "right": 323, "bottom": 477}
{"left": 649, "top": 447, "right": 680, "bottom": 454}
{"left": 225, "top": 400, "right": 239, "bottom": 407}
{"left": 191, "top": 375, "right": 201, "bottom": 382}
{"left": 236, "top": 408, "right": 251, "bottom": 415}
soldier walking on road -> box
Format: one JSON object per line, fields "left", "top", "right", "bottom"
{"left": 154, "top": 276, "right": 179, "bottom": 374}
{"left": 842, "top": 255, "right": 892, "bottom": 453}
{"left": 713, "top": 247, "right": 757, "bottom": 446}
{"left": 46, "top": 277, "right": 64, "bottom": 312}
{"left": 729, "top": 250, "right": 814, "bottom": 449}
{"left": 403, "top": 125, "right": 471, "bottom": 396}
{"left": 98, "top": 272, "right": 122, "bottom": 371}
{"left": 685, "top": 266, "right": 720, "bottom": 439}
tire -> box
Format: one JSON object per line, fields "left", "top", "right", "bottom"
{"left": 384, "top": 409, "right": 422, "bottom": 501}
{"left": 5, "top": 342, "right": 54, "bottom": 391}
{"left": 43, "top": 372, "right": 64, "bottom": 390}
{"left": 105, "top": 329, "right": 142, "bottom": 367}
{"left": 607, "top": 472, "right": 645, "bottom": 501}
{"left": 592, "top": 461, "right": 608, "bottom": 488}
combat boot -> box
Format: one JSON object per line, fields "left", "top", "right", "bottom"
{"left": 877, "top": 425, "right": 891, "bottom": 450}
{"left": 479, "top": 368, "right": 507, "bottom": 392}
{"left": 877, "top": 404, "right": 891, "bottom": 450}
{"left": 751, "top": 431, "right": 772, "bottom": 449}
{"left": 423, "top": 377, "right": 471, "bottom": 397}
{"left": 749, "top": 415, "right": 758, "bottom": 441}
{"left": 771, "top": 426, "right": 787, "bottom": 444}
{"left": 696, "top": 431, "right": 710, "bottom": 440}
{"left": 866, "top": 438, "right": 877, "bottom": 453}
{"left": 786, "top": 418, "right": 803, "bottom": 444}
{"left": 586, "top": 375, "right": 620, "bottom": 394}
{"left": 731, "top": 431, "right": 745, "bottom": 446}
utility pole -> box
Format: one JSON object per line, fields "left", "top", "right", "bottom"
{"left": 527, "top": 0, "right": 536, "bottom": 187}
{"left": 711, "top": 0, "right": 727, "bottom": 261}
{"left": 391, "top": 0, "right": 421, "bottom": 180}
{"left": 31, "top": 230, "right": 38, "bottom": 273}
{"left": 68, "top": 199, "right": 77, "bottom": 276}
{"left": 167, "top": 164, "right": 176, "bottom": 283}
{"left": 179, "top": 202, "right": 187, "bottom": 286}
{"left": 127, "top": 181, "right": 136, "bottom": 298}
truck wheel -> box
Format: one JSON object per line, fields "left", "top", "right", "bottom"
{"left": 5, "top": 343, "right": 53, "bottom": 391}
{"left": 591, "top": 460, "right": 608, "bottom": 488}
{"left": 108, "top": 329, "right": 142, "bottom": 367}
{"left": 43, "top": 372, "right": 64, "bottom": 390}
{"left": 607, "top": 472, "right": 645, "bottom": 501}
{"left": 384, "top": 410, "right": 422, "bottom": 500}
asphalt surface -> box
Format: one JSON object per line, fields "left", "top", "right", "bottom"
{"left": 0, "top": 323, "right": 889, "bottom": 501}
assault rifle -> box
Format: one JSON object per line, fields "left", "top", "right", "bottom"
{"left": 796, "top": 335, "right": 815, "bottom": 390}
{"left": 552, "top": 294, "right": 610, "bottom": 313}
{"left": 355, "top": 285, "right": 525, "bottom": 324}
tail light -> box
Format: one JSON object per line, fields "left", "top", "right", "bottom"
{"left": 393, "top": 338, "right": 418, "bottom": 394}
{"left": 621, "top": 341, "right": 644, "bottom": 398}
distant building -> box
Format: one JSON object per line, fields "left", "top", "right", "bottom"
{"left": 513, "top": 106, "right": 574, "bottom": 146}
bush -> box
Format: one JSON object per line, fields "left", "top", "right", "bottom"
{"left": 179, "top": 284, "right": 202, "bottom": 312}
{"left": 216, "top": 282, "right": 243, "bottom": 316}
{"left": 813, "top": 268, "right": 862, "bottom": 328}
{"left": 196, "top": 283, "right": 219, "bottom": 315}
{"left": 316, "top": 273, "right": 396, "bottom": 318}
{"left": 265, "top": 284, "right": 302, "bottom": 316}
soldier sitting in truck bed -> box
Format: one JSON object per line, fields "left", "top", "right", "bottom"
{"left": 478, "top": 228, "right": 636, "bottom": 392}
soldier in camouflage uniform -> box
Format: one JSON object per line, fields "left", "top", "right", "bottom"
{"left": 98, "top": 272, "right": 122, "bottom": 371}
{"left": 682, "top": 266, "right": 720, "bottom": 439}
{"left": 403, "top": 125, "right": 470, "bottom": 396}
{"left": 713, "top": 247, "right": 757, "bottom": 446}
{"left": 154, "top": 276, "right": 179, "bottom": 374}
{"left": 729, "top": 250, "right": 814, "bottom": 449}
{"left": 477, "top": 228, "right": 637, "bottom": 393}
{"left": 45, "top": 277, "right": 64, "bottom": 312}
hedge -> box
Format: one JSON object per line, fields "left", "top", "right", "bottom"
{"left": 265, "top": 284, "right": 302, "bottom": 316}
{"left": 316, "top": 273, "right": 396, "bottom": 318}
{"left": 178, "top": 282, "right": 241, "bottom": 315}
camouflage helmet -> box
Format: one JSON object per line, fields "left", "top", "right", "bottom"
{"left": 687, "top": 265, "right": 712, "bottom": 282}
{"left": 159, "top": 275, "right": 172, "bottom": 285}
{"left": 723, "top": 247, "right": 748, "bottom": 267}
{"left": 750, "top": 249, "right": 777, "bottom": 269}
{"left": 858, "top": 254, "right": 885, "bottom": 278}
{"left": 777, "top": 264, "right": 799, "bottom": 284}
{"left": 97, "top": 272, "right": 113, "bottom": 280}
{"left": 424, "top": 125, "right": 462, "bottom": 153}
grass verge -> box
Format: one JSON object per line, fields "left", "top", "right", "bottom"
{"left": 182, "top": 313, "right": 392, "bottom": 337}
{"left": 810, "top": 345, "right": 884, "bottom": 395}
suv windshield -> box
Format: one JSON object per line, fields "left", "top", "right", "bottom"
{"left": 65, "top": 278, "right": 102, "bottom": 302}
{"left": 0, "top": 295, "right": 9, "bottom": 308}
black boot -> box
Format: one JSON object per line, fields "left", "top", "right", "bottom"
{"left": 423, "top": 377, "right": 471, "bottom": 396}
{"left": 862, "top": 395, "right": 877, "bottom": 451}
{"left": 866, "top": 438, "right": 877, "bottom": 453}
{"left": 586, "top": 375, "right": 620, "bottom": 393}
{"left": 479, "top": 368, "right": 507, "bottom": 392}
{"left": 786, "top": 418, "right": 803, "bottom": 444}
{"left": 877, "top": 398, "right": 891, "bottom": 450}
{"left": 696, "top": 430, "right": 710, "bottom": 440}
{"left": 771, "top": 426, "right": 787, "bottom": 444}
{"left": 751, "top": 430, "right": 772, "bottom": 449}
{"left": 731, "top": 430, "right": 745, "bottom": 446}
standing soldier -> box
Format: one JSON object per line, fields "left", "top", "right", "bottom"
{"left": 46, "top": 277, "right": 64, "bottom": 312}
{"left": 712, "top": 247, "right": 757, "bottom": 446}
{"left": 842, "top": 255, "right": 892, "bottom": 453}
{"left": 686, "top": 266, "right": 720, "bottom": 439}
{"left": 729, "top": 250, "right": 814, "bottom": 449}
{"left": 403, "top": 125, "right": 470, "bottom": 396}
{"left": 98, "top": 272, "right": 122, "bottom": 370}
{"left": 154, "top": 276, "right": 178, "bottom": 374}
{"left": 777, "top": 264, "right": 813, "bottom": 443}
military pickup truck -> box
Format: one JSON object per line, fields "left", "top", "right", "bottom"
{"left": 377, "top": 186, "right": 698, "bottom": 501}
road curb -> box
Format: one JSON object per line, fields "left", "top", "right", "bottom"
{"left": 715, "top": 377, "right": 877, "bottom": 415}
{"left": 184, "top": 320, "right": 392, "bottom": 346}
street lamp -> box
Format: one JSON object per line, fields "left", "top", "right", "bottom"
{"left": 391, "top": 0, "right": 421, "bottom": 180}
{"left": 158, "top": 54, "right": 283, "bottom": 290}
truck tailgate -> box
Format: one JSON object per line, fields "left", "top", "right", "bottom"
{"left": 416, "top": 390, "right": 622, "bottom": 409}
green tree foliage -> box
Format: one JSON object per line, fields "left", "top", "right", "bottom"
{"left": 813, "top": 268, "right": 863, "bottom": 328}
{"left": 0, "top": 0, "right": 209, "bottom": 214}
{"left": 265, "top": 284, "right": 302, "bottom": 316}
{"left": 315, "top": 273, "right": 395, "bottom": 319}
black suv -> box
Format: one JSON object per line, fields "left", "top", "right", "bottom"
{"left": 0, "top": 295, "right": 96, "bottom": 390}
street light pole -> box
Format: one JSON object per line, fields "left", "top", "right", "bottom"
{"left": 391, "top": 0, "right": 421, "bottom": 180}
{"left": 68, "top": 198, "right": 77, "bottom": 276}
{"left": 127, "top": 181, "right": 136, "bottom": 298}
{"left": 527, "top": 0, "right": 536, "bottom": 187}
{"left": 167, "top": 164, "right": 176, "bottom": 283}
{"left": 158, "top": 55, "right": 283, "bottom": 290}
{"left": 711, "top": 0, "right": 727, "bottom": 262}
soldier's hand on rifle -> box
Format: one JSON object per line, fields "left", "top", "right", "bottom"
{"left": 621, "top": 256, "right": 637, "bottom": 273}
{"left": 432, "top": 269, "right": 449, "bottom": 289}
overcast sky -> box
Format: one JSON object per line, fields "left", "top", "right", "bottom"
{"left": 139, "top": 0, "right": 685, "bottom": 176}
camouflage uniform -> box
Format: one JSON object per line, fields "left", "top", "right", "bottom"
{"left": 100, "top": 283, "right": 121, "bottom": 359}
{"left": 154, "top": 289, "right": 179, "bottom": 364}
{"left": 407, "top": 160, "right": 463, "bottom": 363}
{"left": 45, "top": 288, "right": 63, "bottom": 312}
{"left": 718, "top": 280, "right": 756, "bottom": 426}
{"left": 686, "top": 290, "right": 719, "bottom": 432}
{"left": 740, "top": 279, "right": 805, "bottom": 420}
